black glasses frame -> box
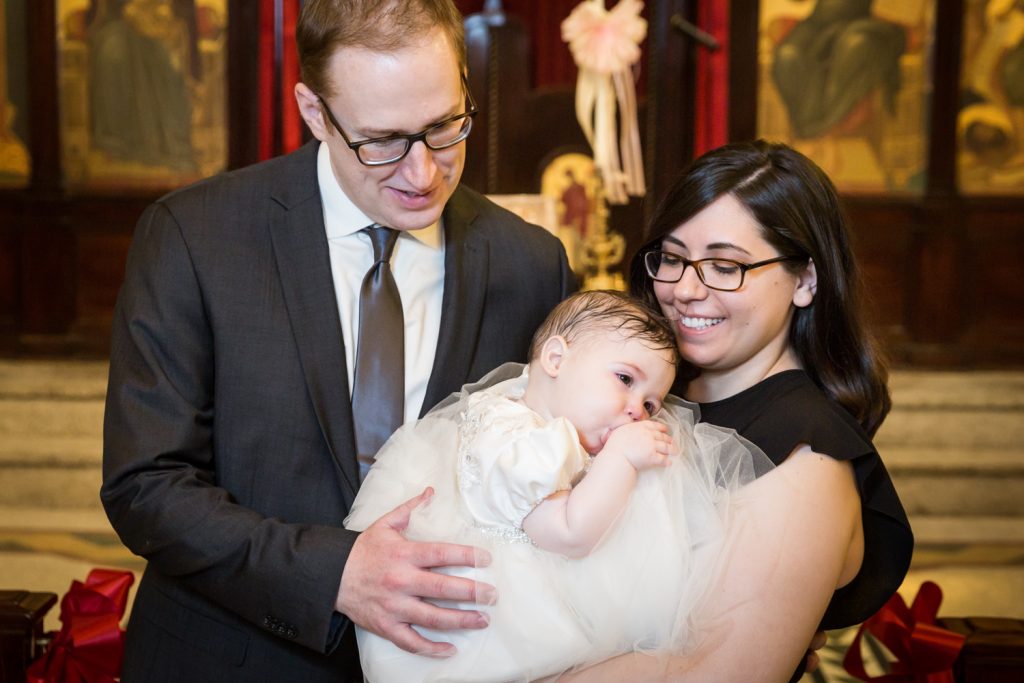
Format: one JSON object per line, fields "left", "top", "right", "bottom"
{"left": 644, "top": 251, "right": 804, "bottom": 291}
{"left": 317, "top": 74, "right": 478, "bottom": 166}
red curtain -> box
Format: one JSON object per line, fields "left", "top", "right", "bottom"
{"left": 258, "top": 0, "right": 275, "bottom": 160}
{"left": 453, "top": 1, "right": 732, "bottom": 151}
{"left": 694, "top": 0, "right": 729, "bottom": 156}
{"left": 258, "top": 0, "right": 302, "bottom": 160}
{"left": 455, "top": 0, "right": 584, "bottom": 88}
{"left": 281, "top": 1, "right": 302, "bottom": 153}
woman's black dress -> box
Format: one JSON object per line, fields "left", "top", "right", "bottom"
{"left": 696, "top": 369, "right": 914, "bottom": 630}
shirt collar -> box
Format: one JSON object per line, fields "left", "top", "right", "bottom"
{"left": 317, "top": 142, "right": 443, "bottom": 248}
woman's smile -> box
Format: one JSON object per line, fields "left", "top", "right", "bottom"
{"left": 678, "top": 315, "right": 724, "bottom": 331}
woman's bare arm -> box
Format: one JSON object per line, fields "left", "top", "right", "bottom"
{"left": 543, "top": 445, "right": 862, "bottom": 682}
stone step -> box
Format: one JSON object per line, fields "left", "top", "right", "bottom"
{"left": 0, "top": 361, "right": 107, "bottom": 511}
{"left": 0, "top": 397, "right": 106, "bottom": 438}
{"left": 0, "top": 360, "right": 107, "bottom": 445}
{"left": 910, "top": 514, "right": 1024, "bottom": 545}
{"left": 875, "top": 406, "right": 1024, "bottom": 450}
{"left": 0, "top": 505, "right": 113, "bottom": 533}
{"left": 887, "top": 371, "right": 1024, "bottom": 410}
{"left": 875, "top": 372, "right": 1024, "bottom": 519}
{"left": 0, "top": 464, "right": 105, "bottom": 510}
{"left": 886, "top": 446, "right": 1024, "bottom": 516}
{"left": 0, "top": 434, "right": 101, "bottom": 465}
{"left": 884, "top": 446, "right": 1024, "bottom": 475}
{"left": 0, "top": 360, "right": 108, "bottom": 398}
{"left": 1, "top": 364, "right": 1022, "bottom": 521}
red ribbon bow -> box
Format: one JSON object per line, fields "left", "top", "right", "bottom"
{"left": 844, "top": 580, "right": 966, "bottom": 683}
{"left": 26, "top": 568, "right": 135, "bottom": 683}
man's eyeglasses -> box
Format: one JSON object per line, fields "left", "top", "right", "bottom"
{"left": 643, "top": 250, "right": 805, "bottom": 292}
{"left": 317, "top": 74, "right": 478, "bottom": 166}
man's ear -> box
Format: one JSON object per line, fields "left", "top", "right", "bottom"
{"left": 538, "top": 336, "right": 568, "bottom": 378}
{"left": 793, "top": 258, "right": 817, "bottom": 308}
{"left": 295, "top": 82, "right": 332, "bottom": 142}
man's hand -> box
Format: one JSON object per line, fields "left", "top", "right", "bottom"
{"left": 601, "top": 420, "right": 672, "bottom": 471}
{"left": 336, "top": 488, "right": 496, "bottom": 657}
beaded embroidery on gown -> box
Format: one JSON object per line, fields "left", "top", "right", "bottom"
{"left": 345, "top": 364, "right": 770, "bottom": 683}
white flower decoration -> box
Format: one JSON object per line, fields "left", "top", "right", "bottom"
{"left": 562, "top": 0, "right": 647, "bottom": 75}
{"left": 562, "top": 1, "right": 648, "bottom": 205}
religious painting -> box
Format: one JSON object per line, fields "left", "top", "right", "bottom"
{"left": 57, "top": 0, "right": 228, "bottom": 192}
{"left": 487, "top": 193, "right": 559, "bottom": 236}
{"left": 540, "top": 153, "right": 600, "bottom": 275}
{"left": 958, "top": 0, "right": 1024, "bottom": 195}
{"left": 757, "top": 0, "right": 935, "bottom": 194}
{"left": 1, "top": 0, "right": 30, "bottom": 188}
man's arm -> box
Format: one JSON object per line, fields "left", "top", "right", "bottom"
{"left": 102, "top": 201, "right": 360, "bottom": 651}
{"left": 103, "top": 202, "right": 493, "bottom": 654}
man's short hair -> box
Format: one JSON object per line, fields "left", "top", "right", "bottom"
{"left": 297, "top": 0, "right": 466, "bottom": 98}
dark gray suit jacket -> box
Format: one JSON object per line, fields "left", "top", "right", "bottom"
{"left": 101, "top": 141, "right": 574, "bottom": 682}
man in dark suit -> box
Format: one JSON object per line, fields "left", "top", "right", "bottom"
{"left": 100, "top": 1, "right": 573, "bottom": 680}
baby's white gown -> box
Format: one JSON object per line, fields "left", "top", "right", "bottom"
{"left": 345, "top": 364, "right": 769, "bottom": 683}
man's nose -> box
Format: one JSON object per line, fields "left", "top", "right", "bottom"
{"left": 400, "top": 140, "right": 437, "bottom": 189}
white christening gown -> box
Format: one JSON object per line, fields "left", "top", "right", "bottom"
{"left": 344, "top": 364, "right": 769, "bottom": 683}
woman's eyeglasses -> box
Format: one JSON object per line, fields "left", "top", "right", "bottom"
{"left": 643, "top": 250, "right": 804, "bottom": 291}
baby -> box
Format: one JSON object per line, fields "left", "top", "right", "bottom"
{"left": 345, "top": 290, "right": 768, "bottom": 682}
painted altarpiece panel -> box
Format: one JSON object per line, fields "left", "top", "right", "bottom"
{"left": 1, "top": 0, "right": 30, "bottom": 188}
{"left": 756, "top": 0, "right": 935, "bottom": 194}
{"left": 57, "top": 0, "right": 228, "bottom": 191}
{"left": 958, "top": 0, "right": 1024, "bottom": 194}
{"left": 540, "top": 153, "right": 600, "bottom": 276}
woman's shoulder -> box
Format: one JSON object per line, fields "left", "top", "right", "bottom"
{"left": 699, "top": 370, "right": 872, "bottom": 465}
{"left": 701, "top": 371, "right": 914, "bottom": 629}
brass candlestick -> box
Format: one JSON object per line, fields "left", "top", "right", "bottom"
{"left": 580, "top": 176, "right": 626, "bottom": 291}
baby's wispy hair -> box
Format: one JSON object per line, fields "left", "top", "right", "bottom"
{"left": 528, "top": 290, "right": 679, "bottom": 364}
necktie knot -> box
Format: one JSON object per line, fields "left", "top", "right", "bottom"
{"left": 366, "top": 225, "right": 399, "bottom": 265}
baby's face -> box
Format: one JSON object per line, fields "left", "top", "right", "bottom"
{"left": 552, "top": 333, "right": 676, "bottom": 454}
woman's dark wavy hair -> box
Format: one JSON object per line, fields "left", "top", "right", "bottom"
{"left": 628, "top": 140, "right": 891, "bottom": 435}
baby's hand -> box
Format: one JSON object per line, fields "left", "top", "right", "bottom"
{"left": 601, "top": 421, "right": 672, "bottom": 471}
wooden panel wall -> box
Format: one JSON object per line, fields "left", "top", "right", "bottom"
{"left": 726, "top": 0, "right": 1024, "bottom": 368}
{"left": 0, "top": 0, "right": 259, "bottom": 355}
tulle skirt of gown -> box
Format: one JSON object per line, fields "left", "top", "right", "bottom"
{"left": 344, "top": 368, "right": 768, "bottom": 683}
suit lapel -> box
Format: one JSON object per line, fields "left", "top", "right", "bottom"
{"left": 421, "top": 187, "right": 489, "bottom": 414}
{"left": 267, "top": 142, "right": 361, "bottom": 500}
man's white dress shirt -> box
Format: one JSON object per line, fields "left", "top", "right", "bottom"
{"left": 317, "top": 142, "right": 445, "bottom": 423}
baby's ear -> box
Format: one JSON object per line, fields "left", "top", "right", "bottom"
{"left": 792, "top": 259, "right": 817, "bottom": 308}
{"left": 538, "top": 336, "right": 568, "bottom": 378}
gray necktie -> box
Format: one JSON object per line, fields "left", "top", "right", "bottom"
{"left": 352, "top": 225, "right": 404, "bottom": 479}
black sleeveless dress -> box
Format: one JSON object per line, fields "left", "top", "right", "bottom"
{"left": 695, "top": 369, "right": 914, "bottom": 629}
